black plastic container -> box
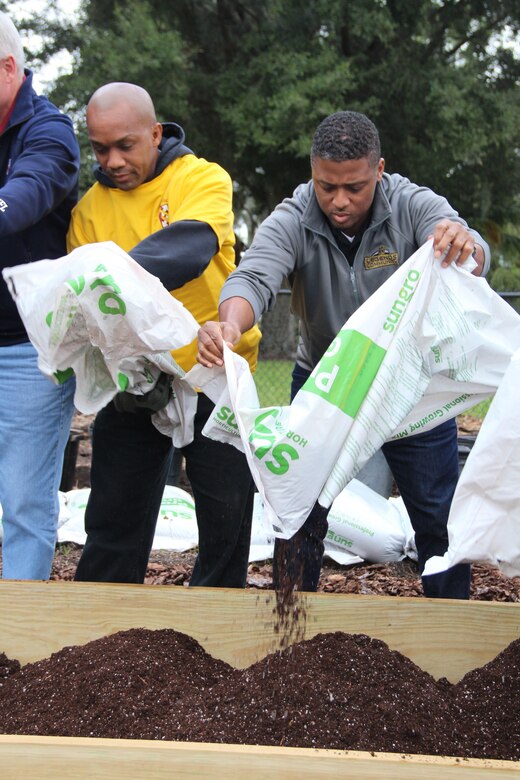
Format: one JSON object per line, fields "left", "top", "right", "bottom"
{"left": 59, "top": 431, "right": 84, "bottom": 492}
{"left": 457, "top": 434, "right": 478, "bottom": 474}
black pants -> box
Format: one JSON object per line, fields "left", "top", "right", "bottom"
{"left": 75, "top": 393, "right": 255, "bottom": 587}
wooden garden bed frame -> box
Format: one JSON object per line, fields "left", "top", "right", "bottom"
{"left": 0, "top": 580, "right": 519, "bottom": 778}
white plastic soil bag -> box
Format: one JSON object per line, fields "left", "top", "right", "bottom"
{"left": 2, "top": 241, "right": 199, "bottom": 445}
{"left": 325, "top": 479, "right": 414, "bottom": 565}
{"left": 57, "top": 488, "right": 91, "bottom": 545}
{"left": 249, "top": 493, "right": 276, "bottom": 562}
{"left": 187, "top": 240, "right": 520, "bottom": 540}
{"left": 153, "top": 485, "right": 198, "bottom": 551}
{"left": 423, "top": 349, "right": 520, "bottom": 578}
{"left": 58, "top": 485, "right": 199, "bottom": 551}
{"left": 247, "top": 482, "right": 416, "bottom": 565}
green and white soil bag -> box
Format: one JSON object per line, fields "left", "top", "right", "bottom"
{"left": 423, "top": 349, "right": 520, "bottom": 578}
{"left": 56, "top": 488, "right": 91, "bottom": 545}
{"left": 57, "top": 485, "right": 199, "bottom": 551}
{"left": 250, "top": 493, "right": 276, "bottom": 562}
{"left": 248, "top": 482, "right": 415, "bottom": 565}
{"left": 325, "top": 479, "right": 416, "bottom": 565}
{"left": 189, "top": 240, "right": 520, "bottom": 539}
{"left": 2, "top": 241, "right": 199, "bottom": 445}
{"left": 149, "top": 485, "right": 198, "bottom": 551}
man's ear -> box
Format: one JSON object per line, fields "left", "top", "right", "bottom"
{"left": 1, "top": 55, "right": 18, "bottom": 83}
{"left": 152, "top": 122, "right": 163, "bottom": 148}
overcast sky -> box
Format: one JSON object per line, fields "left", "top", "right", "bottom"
{"left": 8, "top": 0, "right": 80, "bottom": 92}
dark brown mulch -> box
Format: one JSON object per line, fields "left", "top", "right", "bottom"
{"left": 48, "top": 545, "right": 520, "bottom": 602}
{"left": 0, "top": 626, "right": 519, "bottom": 761}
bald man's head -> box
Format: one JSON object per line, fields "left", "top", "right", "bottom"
{"left": 88, "top": 82, "right": 157, "bottom": 124}
{"left": 87, "top": 82, "right": 163, "bottom": 190}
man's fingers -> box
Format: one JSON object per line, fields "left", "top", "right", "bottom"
{"left": 199, "top": 323, "right": 223, "bottom": 350}
{"left": 433, "top": 221, "right": 474, "bottom": 267}
{"left": 196, "top": 321, "right": 243, "bottom": 367}
{"left": 196, "top": 322, "right": 225, "bottom": 367}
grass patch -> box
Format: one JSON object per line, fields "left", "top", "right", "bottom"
{"left": 465, "top": 396, "right": 492, "bottom": 419}
{"left": 254, "top": 359, "right": 293, "bottom": 406}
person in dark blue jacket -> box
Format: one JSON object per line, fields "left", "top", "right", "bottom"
{"left": 0, "top": 12, "right": 80, "bottom": 579}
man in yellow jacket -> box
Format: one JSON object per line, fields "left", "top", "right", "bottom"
{"left": 68, "top": 82, "right": 260, "bottom": 586}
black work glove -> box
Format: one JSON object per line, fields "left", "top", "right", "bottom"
{"left": 112, "top": 371, "right": 172, "bottom": 414}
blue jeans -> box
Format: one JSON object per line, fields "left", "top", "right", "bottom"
{"left": 272, "top": 363, "right": 470, "bottom": 599}
{"left": 0, "top": 341, "right": 76, "bottom": 579}
{"left": 74, "top": 393, "right": 255, "bottom": 587}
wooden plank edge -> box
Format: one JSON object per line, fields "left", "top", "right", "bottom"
{"left": 0, "top": 735, "right": 518, "bottom": 778}
{"left": 1, "top": 581, "right": 519, "bottom": 681}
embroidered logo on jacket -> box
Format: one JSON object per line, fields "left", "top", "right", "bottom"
{"left": 364, "top": 245, "right": 398, "bottom": 270}
{"left": 0, "top": 198, "right": 8, "bottom": 213}
{"left": 158, "top": 203, "right": 169, "bottom": 228}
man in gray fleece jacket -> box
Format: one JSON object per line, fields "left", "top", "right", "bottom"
{"left": 197, "top": 110, "right": 490, "bottom": 600}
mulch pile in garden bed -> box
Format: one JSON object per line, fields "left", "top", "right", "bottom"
{"left": 0, "top": 625, "right": 519, "bottom": 761}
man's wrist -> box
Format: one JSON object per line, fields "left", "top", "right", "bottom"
{"left": 471, "top": 244, "right": 486, "bottom": 277}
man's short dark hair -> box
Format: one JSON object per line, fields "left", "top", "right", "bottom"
{"left": 311, "top": 111, "right": 381, "bottom": 166}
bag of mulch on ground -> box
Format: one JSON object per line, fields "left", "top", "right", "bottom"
{"left": 247, "top": 483, "right": 416, "bottom": 566}
{"left": 58, "top": 485, "right": 199, "bottom": 551}
{"left": 249, "top": 493, "right": 276, "bottom": 562}
{"left": 325, "top": 479, "right": 414, "bottom": 565}
{"left": 153, "top": 485, "right": 198, "bottom": 551}
{"left": 187, "top": 239, "right": 520, "bottom": 540}
{"left": 2, "top": 241, "right": 199, "bottom": 445}
{"left": 423, "top": 349, "right": 520, "bottom": 579}
{"left": 388, "top": 496, "right": 418, "bottom": 561}
{"left": 57, "top": 488, "right": 90, "bottom": 545}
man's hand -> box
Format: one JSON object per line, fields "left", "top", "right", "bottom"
{"left": 431, "top": 219, "right": 484, "bottom": 275}
{"left": 197, "top": 321, "right": 242, "bottom": 367}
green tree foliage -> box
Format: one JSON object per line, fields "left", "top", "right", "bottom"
{"left": 15, "top": 0, "right": 520, "bottom": 268}
{"left": 491, "top": 265, "right": 520, "bottom": 290}
{"left": 488, "top": 222, "right": 520, "bottom": 293}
